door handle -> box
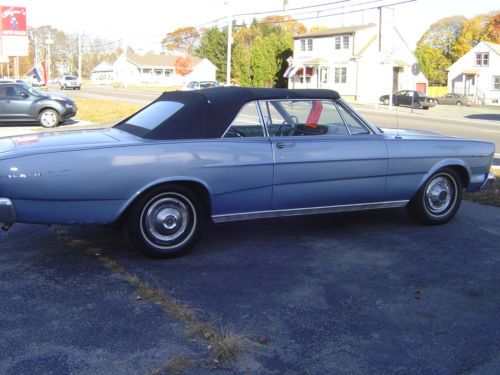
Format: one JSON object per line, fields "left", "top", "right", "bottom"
{"left": 276, "top": 142, "right": 295, "bottom": 149}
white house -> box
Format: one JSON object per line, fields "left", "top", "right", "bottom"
{"left": 288, "top": 24, "right": 428, "bottom": 104}
{"left": 447, "top": 41, "right": 500, "bottom": 105}
{"left": 91, "top": 51, "right": 217, "bottom": 86}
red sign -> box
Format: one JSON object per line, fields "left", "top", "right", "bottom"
{"left": 1, "top": 6, "right": 27, "bottom": 36}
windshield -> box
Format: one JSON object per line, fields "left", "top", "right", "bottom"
{"left": 65, "top": 76, "right": 77, "bottom": 80}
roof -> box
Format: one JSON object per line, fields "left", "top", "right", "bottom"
{"left": 294, "top": 24, "right": 376, "bottom": 39}
{"left": 91, "top": 61, "right": 114, "bottom": 73}
{"left": 302, "top": 57, "right": 330, "bottom": 65}
{"left": 126, "top": 51, "right": 202, "bottom": 68}
{"left": 484, "top": 41, "right": 500, "bottom": 56}
{"left": 115, "top": 87, "right": 340, "bottom": 140}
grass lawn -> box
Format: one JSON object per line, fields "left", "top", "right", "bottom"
{"left": 74, "top": 98, "right": 143, "bottom": 124}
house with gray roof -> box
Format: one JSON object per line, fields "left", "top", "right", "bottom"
{"left": 91, "top": 51, "right": 216, "bottom": 86}
{"left": 447, "top": 41, "right": 500, "bottom": 105}
{"left": 287, "top": 23, "right": 428, "bottom": 104}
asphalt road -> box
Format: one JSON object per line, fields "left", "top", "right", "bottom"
{"left": 1, "top": 202, "right": 499, "bottom": 374}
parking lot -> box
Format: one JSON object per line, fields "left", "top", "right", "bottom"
{"left": 1, "top": 201, "right": 499, "bottom": 374}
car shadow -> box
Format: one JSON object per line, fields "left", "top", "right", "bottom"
{"left": 465, "top": 114, "right": 500, "bottom": 121}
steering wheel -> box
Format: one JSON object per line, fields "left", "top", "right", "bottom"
{"left": 277, "top": 115, "right": 299, "bottom": 136}
{"left": 225, "top": 130, "right": 246, "bottom": 138}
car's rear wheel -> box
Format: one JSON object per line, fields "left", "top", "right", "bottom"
{"left": 407, "top": 168, "right": 463, "bottom": 225}
{"left": 456, "top": 101, "right": 462, "bottom": 106}
{"left": 124, "top": 185, "right": 205, "bottom": 258}
{"left": 38, "top": 108, "right": 60, "bottom": 128}
{"left": 383, "top": 98, "right": 389, "bottom": 105}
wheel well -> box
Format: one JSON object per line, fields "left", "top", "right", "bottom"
{"left": 447, "top": 165, "right": 469, "bottom": 188}
{"left": 38, "top": 107, "right": 59, "bottom": 117}
{"left": 124, "top": 180, "right": 212, "bottom": 219}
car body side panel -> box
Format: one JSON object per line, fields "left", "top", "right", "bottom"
{"left": 271, "top": 135, "right": 388, "bottom": 209}
{"left": 386, "top": 138, "right": 495, "bottom": 199}
{"left": 0, "top": 139, "right": 274, "bottom": 224}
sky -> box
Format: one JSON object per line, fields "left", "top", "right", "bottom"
{"left": 1, "top": 0, "right": 499, "bottom": 53}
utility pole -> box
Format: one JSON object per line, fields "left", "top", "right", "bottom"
{"left": 46, "top": 33, "right": 54, "bottom": 83}
{"left": 225, "top": 0, "right": 232, "bottom": 86}
{"left": 78, "top": 31, "right": 82, "bottom": 79}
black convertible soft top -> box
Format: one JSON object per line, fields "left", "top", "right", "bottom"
{"left": 115, "top": 86, "right": 340, "bottom": 140}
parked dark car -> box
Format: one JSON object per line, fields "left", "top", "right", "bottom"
{"left": 0, "top": 82, "right": 77, "bottom": 128}
{"left": 380, "top": 90, "right": 437, "bottom": 109}
{"left": 435, "top": 93, "right": 474, "bottom": 106}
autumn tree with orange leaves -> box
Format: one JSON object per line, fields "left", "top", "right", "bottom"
{"left": 174, "top": 56, "right": 193, "bottom": 76}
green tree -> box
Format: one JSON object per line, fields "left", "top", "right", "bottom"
{"left": 416, "top": 12, "right": 500, "bottom": 85}
{"left": 196, "top": 27, "right": 227, "bottom": 82}
{"left": 232, "top": 43, "right": 251, "bottom": 86}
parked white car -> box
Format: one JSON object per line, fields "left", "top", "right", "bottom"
{"left": 56, "top": 75, "right": 81, "bottom": 90}
{"left": 183, "top": 80, "right": 219, "bottom": 91}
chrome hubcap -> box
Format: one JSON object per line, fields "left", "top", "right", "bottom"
{"left": 425, "top": 175, "right": 455, "bottom": 215}
{"left": 41, "top": 111, "right": 57, "bottom": 126}
{"left": 141, "top": 193, "right": 196, "bottom": 249}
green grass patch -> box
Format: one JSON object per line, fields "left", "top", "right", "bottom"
{"left": 74, "top": 98, "right": 143, "bottom": 124}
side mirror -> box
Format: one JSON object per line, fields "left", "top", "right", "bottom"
{"left": 22, "top": 93, "right": 29, "bottom": 99}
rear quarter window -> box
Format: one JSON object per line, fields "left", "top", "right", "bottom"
{"left": 125, "top": 101, "right": 184, "bottom": 130}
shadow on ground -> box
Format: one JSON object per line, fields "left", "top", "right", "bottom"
{"left": 465, "top": 113, "right": 500, "bottom": 121}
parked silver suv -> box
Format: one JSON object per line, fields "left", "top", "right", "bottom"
{"left": 56, "top": 75, "right": 81, "bottom": 90}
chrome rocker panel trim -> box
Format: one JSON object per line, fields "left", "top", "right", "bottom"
{"left": 212, "top": 200, "right": 409, "bottom": 223}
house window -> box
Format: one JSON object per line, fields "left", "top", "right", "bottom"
{"left": 165, "top": 69, "right": 174, "bottom": 77}
{"left": 493, "top": 76, "right": 500, "bottom": 91}
{"left": 334, "top": 67, "right": 347, "bottom": 84}
{"left": 300, "top": 39, "right": 313, "bottom": 52}
{"left": 154, "top": 69, "right": 163, "bottom": 76}
{"left": 142, "top": 68, "right": 152, "bottom": 74}
{"left": 335, "top": 35, "right": 350, "bottom": 50}
{"left": 343, "top": 35, "right": 349, "bottom": 49}
{"left": 475, "top": 52, "right": 489, "bottom": 66}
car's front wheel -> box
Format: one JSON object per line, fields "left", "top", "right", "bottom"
{"left": 383, "top": 98, "right": 389, "bottom": 105}
{"left": 38, "top": 108, "right": 60, "bottom": 128}
{"left": 124, "top": 185, "right": 206, "bottom": 258}
{"left": 407, "top": 168, "right": 463, "bottom": 225}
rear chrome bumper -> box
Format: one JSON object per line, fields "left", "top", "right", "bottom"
{"left": 479, "top": 172, "right": 496, "bottom": 191}
{"left": 0, "top": 198, "right": 16, "bottom": 224}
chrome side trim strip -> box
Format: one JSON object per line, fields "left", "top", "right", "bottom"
{"left": 212, "top": 200, "right": 409, "bottom": 223}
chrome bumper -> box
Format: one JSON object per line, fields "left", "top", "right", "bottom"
{"left": 0, "top": 198, "right": 16, "bottom": 224}
{"left": 479, "top": 172, "right": 496, "bottom": 191}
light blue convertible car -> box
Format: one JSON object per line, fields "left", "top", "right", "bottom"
{"left": 0, "top": 87, "right": 495, "bottom": 257}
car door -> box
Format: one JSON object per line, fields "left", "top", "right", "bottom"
{"left": 260, "top": 99, "right": 387, "bottom": 210}
{"left": 393, "top": 91, "right": 405, "bottom": 106}
{"left": 2, "top": 85, "right": 35, "bottom": 121}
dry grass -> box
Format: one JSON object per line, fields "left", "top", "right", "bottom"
{"left": 147, "top": 355, "right": 198, "bottom": 375}
{"left": 73, "top": 98, "right": 143, "bottom": 124}
{"left": 51, "top": 227, "right": 261, "bottom": 369}
{"left": 464, "top": 169, "right": 500, "bottom": 207}
{"left": 208, "top": 327, "right": 258, "bottom": 363}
